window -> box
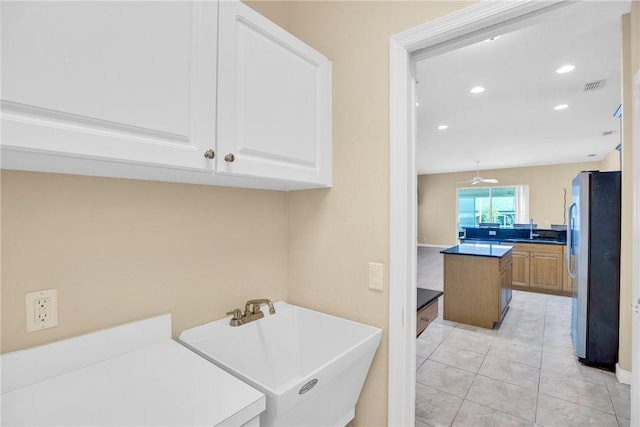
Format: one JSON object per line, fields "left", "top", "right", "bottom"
{"left": 457, "top": 185, "right": 529, "bottom": 230}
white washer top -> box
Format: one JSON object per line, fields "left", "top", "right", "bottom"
{"left": 1, "top": 314, "right": 265, "bottom": 426}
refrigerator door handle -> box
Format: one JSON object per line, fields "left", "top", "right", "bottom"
{"left": 567, "top": 202, "right": 577, "bottom": 279}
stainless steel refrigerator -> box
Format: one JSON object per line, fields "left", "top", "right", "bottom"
{"left": 567, "top": 171, "right": 621, "bottom": 371}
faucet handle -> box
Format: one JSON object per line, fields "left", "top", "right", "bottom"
{"left": 226, "top": 309, "right": 242, "bottom": 319}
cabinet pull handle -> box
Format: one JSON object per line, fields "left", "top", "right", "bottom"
{"left": 204, "top": 149, "right": 215, "bottom": 159}
{"left": 224, "top": 153, "right": 235, "bottom": 163}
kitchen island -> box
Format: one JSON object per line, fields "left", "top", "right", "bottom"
{"left": 459, "top": 226, "right": 570, "bottom": 295}
{"left": 441, "top": 243, "right": 513, "bottom": 329}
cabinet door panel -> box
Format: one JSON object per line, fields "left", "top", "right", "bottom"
{"left": 530, "top": 252, "right": 563, "bottom": 290}
{"left": 1, "top": 1, "right": 217, "bottom": 172}
{"left": 217, "top": 0, "right": 331, "bottom": 185}
{"left": 511, "top": 251, "right": 530, "bottom": 286}
{"left": 500, "top": 263, "right": 512, "bottom": 316}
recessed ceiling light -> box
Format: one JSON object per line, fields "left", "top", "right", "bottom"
{"left": 470, "top": 86, "right": 485, "bottom": 94}
{"left": 484, "top": 36, "right": 501, "bottom": 42}
{"left": 556, "top": 65, "right": 575, "bottom": 74}
{"left": 554, "top": 104, "right": 569, "bottom": 110}
{"left": 437, "top": 125, "right": 448, "bottom": 130}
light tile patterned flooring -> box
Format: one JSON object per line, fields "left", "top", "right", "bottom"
{"left": 415, "top": 290, "right": 631, "bottom": 427}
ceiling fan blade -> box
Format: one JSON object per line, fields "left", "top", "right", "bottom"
{"left": 482, "top": 178, "right": 499, "bottom": 183}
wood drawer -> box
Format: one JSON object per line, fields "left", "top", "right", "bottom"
{"left": 511, "top": 242, "right": 563, "bottom": 254}
{"left": 417, "top": 299, "right": 438, "bottom": 337}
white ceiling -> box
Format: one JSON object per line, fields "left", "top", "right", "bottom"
{"left": 415, "top": 1, "right": 631, "bottom": 175}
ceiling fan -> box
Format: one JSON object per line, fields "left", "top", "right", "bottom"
{"left": 458, "top": 161, "right": 499, "bottom": 185}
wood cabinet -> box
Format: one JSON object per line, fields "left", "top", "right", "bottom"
{"left": 417, "top": 300, "right": 438, "bottom": 337}
{"left": 509, "top": 243, "right": 569, "bottom": 295}
{"left": 530, "top": 251, "right": 564, "bottom": 291}
{"left": 1, "top": 0, "right": 331, "bottom": 191}
{"left": 499, "top": 256, "right": 513, "bottom": 319}
{"left": 443, "top": 250, "right": 512, "bottom": 329}
{"left": 511, "top": 250, "right": 530, "bottom": 287}
{"left": 417, "top": 288, "right": 443, "bottom": 337}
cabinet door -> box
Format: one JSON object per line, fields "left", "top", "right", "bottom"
{"left": 500, "top": 261, "right": 513, "bottom": 316}
{"left": 217, "top": 0, "right": 331, "bottom": 186}
{"left": 511, "top": 250, "right": 530, "bottom": 286}
{"left": 1, "top": 1, "right": 217, "bottom": 173}
{"left": 530, "top": 252, "right": 564, "bottom": 291}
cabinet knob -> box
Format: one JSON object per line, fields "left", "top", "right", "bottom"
{"left": 224, "top": 153, "right": 235, "bottom": 163}
{"left": 204, "top": 149, "right": 215, "bottom": 159}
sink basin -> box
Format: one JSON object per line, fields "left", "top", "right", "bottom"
{"left": 178, "top": 301, "right": 382, "bottom": 427}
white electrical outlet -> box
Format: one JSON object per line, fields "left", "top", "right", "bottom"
{"left": 26, "top": 289, "right": 58, "bottom": 332}
{"left": 368, "top": 262, "right": 384, "bottom": 292}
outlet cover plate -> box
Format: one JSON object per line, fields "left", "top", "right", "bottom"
{"left": 26, "top": 289, "right": 58, "bottom": 332}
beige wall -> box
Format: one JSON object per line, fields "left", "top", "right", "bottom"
{"left": 1, "top": 171, "right": 289, "bottom": 353}
{"left": 600, "top": 148, "right": 622, "bottom": 172}
{"left": 417, "top": 162, "right": 601, "bottom": 246}
{"left": 249, "top": 1, "right": 474, "bottom": 425}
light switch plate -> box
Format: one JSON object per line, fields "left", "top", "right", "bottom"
{"left": 368, "top": 262, "right": 384, "bottom": 292}
{"left": 26, "top": 289, "right": 59, "bottom": 332}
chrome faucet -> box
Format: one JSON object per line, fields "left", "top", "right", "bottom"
{"left": 529, "top": 218, "right": 539, "bottom": 239}
{"left": 226, "top": 299, "right": 276, "bottom": 327}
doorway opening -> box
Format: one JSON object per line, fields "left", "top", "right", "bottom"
{"left": 388, "top": 1, "right": 638, "bottom": 425}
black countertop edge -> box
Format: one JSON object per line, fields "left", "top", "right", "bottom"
{"left": 440, "top": 243, "right": 513, "bottom": 258}
{"left": 462, "top": 237, "right": 566, "bottom": 246}
{"left": 417, "top": 288, "right": 443, "bottom": 311}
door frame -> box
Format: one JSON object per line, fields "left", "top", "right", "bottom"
{"left": 386, "top": 1, "right": 621, "bottom": 424}
{"left": 630, "top": 69, "right": 640, "bottom": 425}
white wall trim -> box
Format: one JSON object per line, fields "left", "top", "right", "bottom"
{"left": 417, "top": 243, "right": 450, "bottom": 249}
{"left": 616, "top": 362, "right": 632, "bottom": 385}
{"left": 629, "top": 69, "right": 640, "bottom": 427}
{"left": 388, "top": 36, "right": 417, "bottom": 427}
{"left": 388, "top": 1, "right": 571, "bottom": 425}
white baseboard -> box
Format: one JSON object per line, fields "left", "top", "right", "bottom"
{"left": 616, "top": 363, "right": 632, "bottom": 385}
{"left": 417, "top": 243, "right": 451, "bottom": 248}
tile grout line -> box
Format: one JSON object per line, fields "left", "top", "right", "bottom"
{"left": 534, "top": 294, "right": 549, "bottom": 425}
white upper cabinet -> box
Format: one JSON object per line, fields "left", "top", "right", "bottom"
{"left": 1, "top": 1, "right": 331, "bottom": 190}
{"left": 216, "top": 1, "right": 331, "bottom": 187}
{"left": 1, "top": 1, "right": 218, "bottom": 174}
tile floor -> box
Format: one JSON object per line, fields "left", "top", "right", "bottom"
{"left": 415, "top": 290, "right": 631, "bottom": 427}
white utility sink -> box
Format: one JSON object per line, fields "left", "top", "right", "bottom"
{"left": 178, "top": 301, "right": 382, "bottom": 427}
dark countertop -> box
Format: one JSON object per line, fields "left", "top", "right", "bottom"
{"left": 460, "top": 226, "right": 566, "bottom": 245}
{"left": 417, "top": 288, "right": 443, "bottom": 311}
{"left": 463, "top": 237, "right": 566, "bottom": 246}
{"left": 440, "top": 243, "right": 513, "bottom": 258}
